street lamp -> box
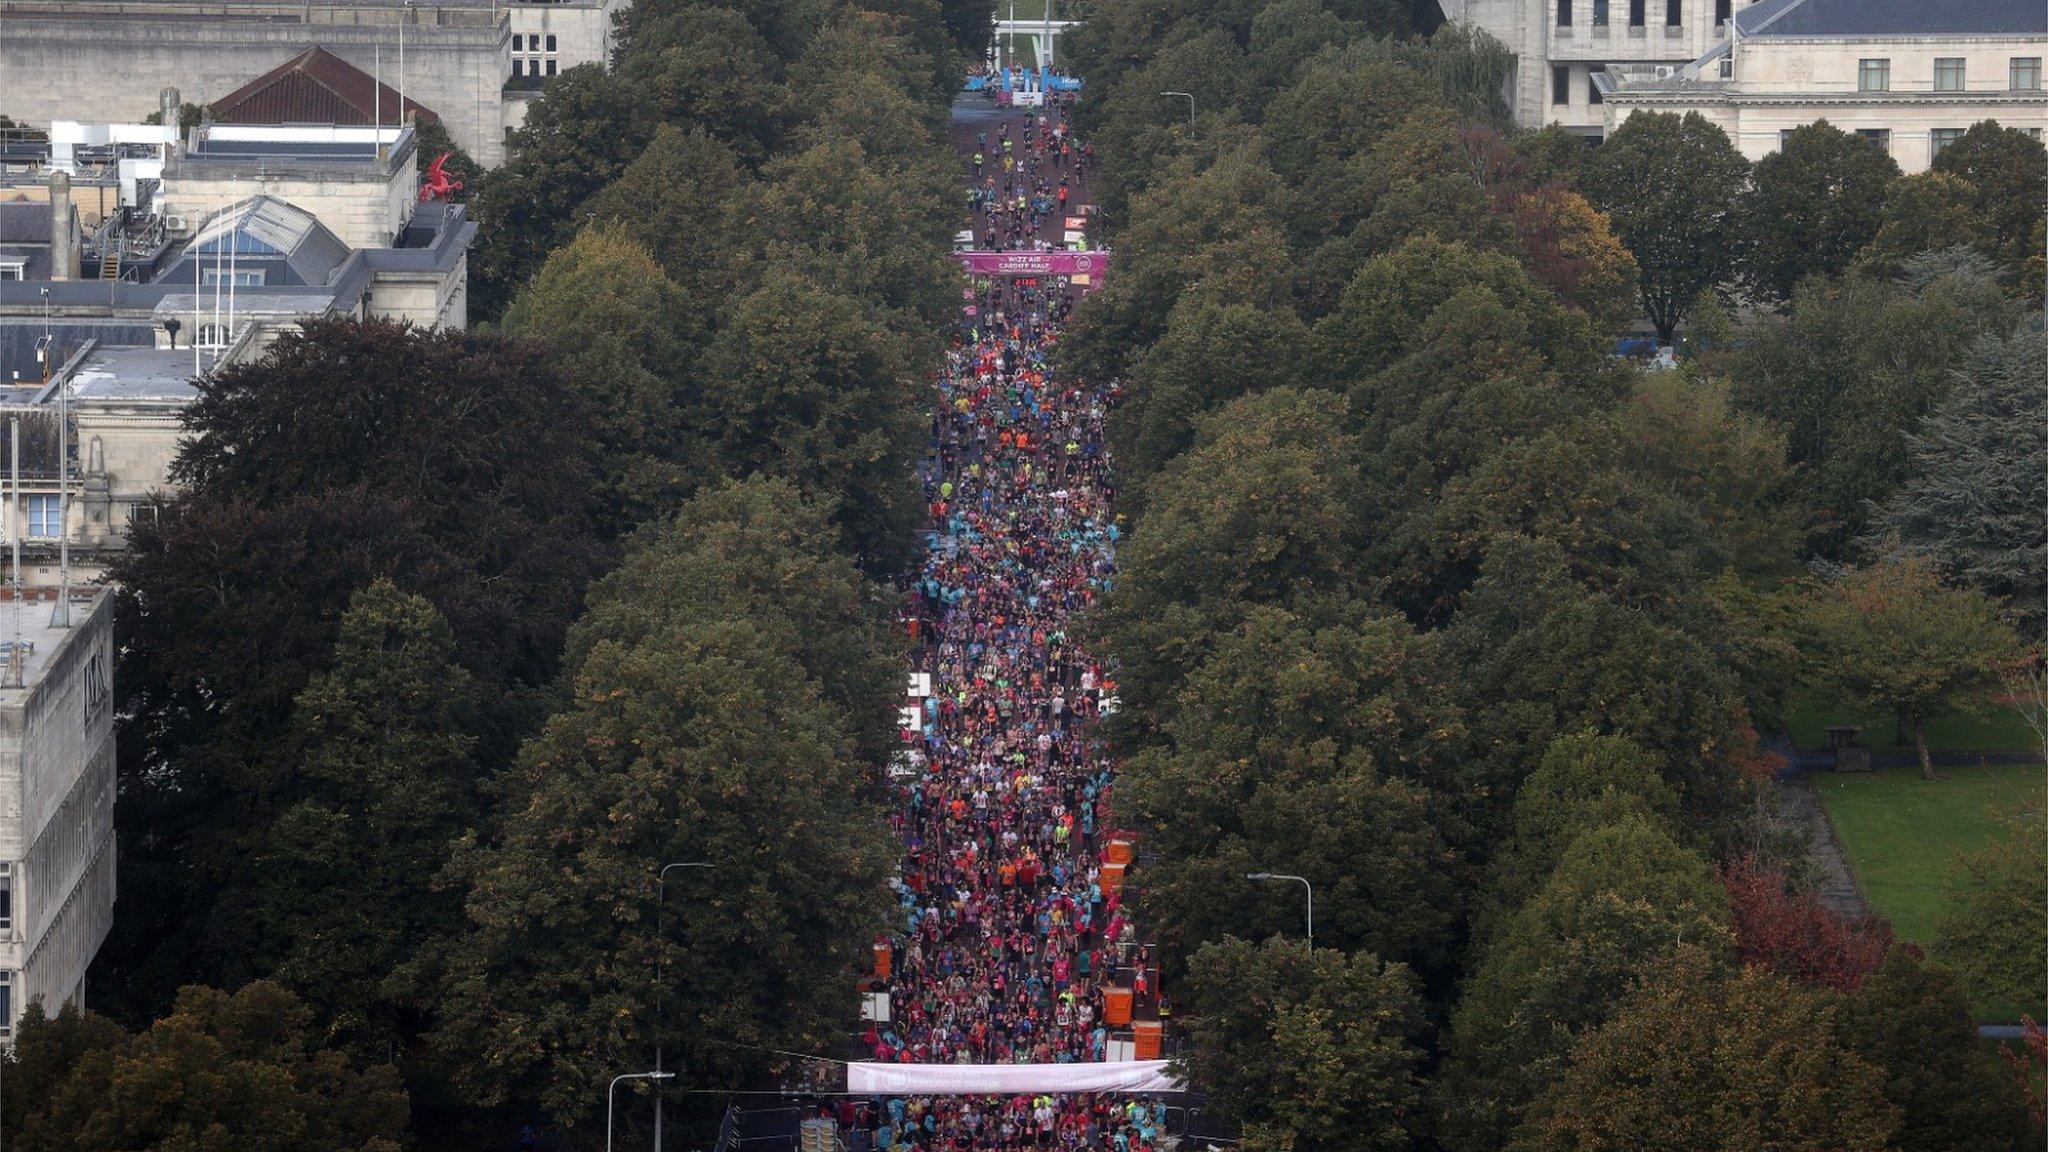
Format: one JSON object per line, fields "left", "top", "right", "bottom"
{"left": 653, "top": 861, "right": 712, "bottom": 1152}
{"left": 1245, "top": 872, "right": 1312, "bottom": 949}
{"left": 609, "top": 1070, "right": 676, "bottom": 1152}
{"left": 1161, "top": 91, "right": 1196, "bottom": 123}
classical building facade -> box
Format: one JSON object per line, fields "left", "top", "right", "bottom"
{"left": 0, "top": 0, "right": 627, "bottom": 166}
{"left": 1599, "top": 0, "right": 2048, "bottom": 170}
{"left": 1441, "top": 0, "right": 1766, "bottom": 133}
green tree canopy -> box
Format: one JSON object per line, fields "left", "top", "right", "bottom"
{"left": 1936, "top": 798, "right": 2046, "bottom": 1008}
{"left": 1178, "top": 937, "right": 1427, "bottom": 1152}
{"left": 1797, "top": 555, "right": 2023, "bottom": 777}
{"left": 1866, "top": 332, "right": 2048, "bottom": 629}
{"left": 437, "top": 609, "right": 892, "bottom": 1134}
{"left": 16, "top": 983, "right": 410, "bottom": 1152}
{"left": 502, "top": 225, "right": 703, "bottom": 528}
{"left": 1438, "top": 814, "right": 1733, "bottom": 1152}
{"left": 1835, "top": 947, "right": 2036, "bottom": 1151}
{"left": 1086, "top": 387, "right": 1366, "bottom": 715}
{"left": 234, "top": 581, "right": 479, "bottom": 1055}
{"left": 692, "top": 271, "right": 927, "bottom": 572}
{"left": 1931, "top": 120, "right": 2048, "bottom": 295}
{"left": 1854, "top": 173, "right": 1992, "bottom": 277}
{"left": 1579, "top": 111, "right": 1750, "bottom": 341}
{"left": 1511, "top": 955, "right": 1898, "bottom": 1152}
{"left": 1738, "top": 120, "right": 1900, "bottom": 302}
{"left": 1730, "top": 262, "right": 2017, "bottom": 550}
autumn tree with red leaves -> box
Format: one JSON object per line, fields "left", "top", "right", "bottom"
{"left": 1722, "top": 857, "right": 1895, "bottom": 990}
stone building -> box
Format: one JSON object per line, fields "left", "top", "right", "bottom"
{"left": 0, "top": 583, "right": 115, "bottom": 1036}
{"left": 0, "top": 0, "right": 628, "bottom": 167}
{"left": 1441, "top": 0, "right": 1768, "bottom": 134}
{"left": 1599, "top": 0, "right": 2048, "bottom": 171}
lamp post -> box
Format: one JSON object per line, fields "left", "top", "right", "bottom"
{"left": 653, "top": 861, "right": 712, "bottom": 1152}
{"left": 1161, "top": 91, "right": 1196, "bottom": 123}
{"left": 609, "top": 1070, "right": 676, "bottom": 1152}
{"left": 1245, "top": 872, "right": 1312, "bottom": 949}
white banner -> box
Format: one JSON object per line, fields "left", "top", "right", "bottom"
{"left": 846, "top": 1061, "right": 1182, "bottom": 1096}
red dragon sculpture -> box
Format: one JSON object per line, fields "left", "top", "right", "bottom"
{"left": 419, "top": 152, "right": 464, "bottom": 202}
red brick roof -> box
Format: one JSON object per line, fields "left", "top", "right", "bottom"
{"left": 209, "top": 47, "right": 440, "bottom": 127}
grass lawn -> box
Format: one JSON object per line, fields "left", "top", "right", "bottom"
{"left": 1784, "top": 691, "right": 2041, "bottom": 753}
{"left": 1816, "top": 760, "right": 2047, "bottom": 1020}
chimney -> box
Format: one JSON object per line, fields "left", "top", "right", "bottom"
{"left": 160, "top": 87, "right": 181, "bottom": 130}
{"left": 48, "top": 171, "right": 77, "bottom": 282}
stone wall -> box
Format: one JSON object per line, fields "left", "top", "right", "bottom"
{"left": 0, "top": 8, "right": 513, "bottom": 165}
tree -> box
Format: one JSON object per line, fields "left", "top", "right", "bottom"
{"left": 1730, "top": 263, "right": 2018, "bottom": 550}
{"left": 1835, "top": 947, "right": 2036, "bottom": 1152}
{"left": 1439, "top": 815, "right": 1733, "bottom": 1152}
{"left": 1110, "top": 291, "right": 1310, "bottom": 492}
{"left": 1509, "top": 186, "right": 1640, "bottom": 330}
{"left": 1178, "top": 937, "right": 1427, "bottom": 1152}
{"left": 101, "top": 319, "right": 602, "bottom": 1021}
{"left": 579, "top": 124, "right": 756, "bottom": 304}
{"left": 0, "top": 1002, "right": 127, "bottom": 1142}
{"left": 567, "top": 477, "right": 902, "bottom": 767}
{"left": 1931, "top": 120, "right": 2048, "bottom": 295}
{"left": 1855, "top": 173, "right": 1992, "bottom": 276}
{"left": 16, "top": 983, "right": 410, "bottom": 1152}
{"left": 501, "top": 226, "right": 703, "bottom": 528}
{"left": 1738, "top": 120, "right": 1899, "bottom": 302}
{"left": 1087, "top": 388, "right": 1367, "bottom": 716}
{"left": 1119, "top": 605, "right": 1467, "bottom": 975}
{"left": 466, "top": 65, "right": 649, "bottom": 319}
{"left": 692, "top": 271, "right": 927, "bottom": 572}
{"left": 1720, "top": 857, "right": 1893, "bottom": 990}
{"left": 615, "top": 6, "right": 790, "bottom": 162}
{"left": 436, "top": 630, "right": 892, "bottom": 1136}
{"left": 435, "top": 481, "right": 894, "bottom": 1136}
{"left": 234, "top": 581, "right": 479, "bottom": 1055}
{"left": 1866, "top": 332, "right": 2048, "bottom": 628}
{"left": 1937, "top": 799, "right": 2046, "bottom": 1007}
{"left": 1469, "top": 733, "right": 1683, "bottom": 945}
{"left": 1797, "top": 556, "right": 2022, "bottom": 778}
{"left": 1511, "top": 955, "right": 1899, "bottom": 1152}
{"left": 1579, "top": 111, "right": 1750, "bottom": 342}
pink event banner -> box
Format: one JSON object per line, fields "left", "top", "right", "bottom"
{"left": 956, "top": 251, "right": 1109, "bottom": 278}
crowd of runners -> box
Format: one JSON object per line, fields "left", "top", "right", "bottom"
{"left": 842, "top": 90, "right": 1171, "bottom": 1152}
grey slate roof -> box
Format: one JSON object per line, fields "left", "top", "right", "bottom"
{"left": 1737, "top": 0, "right": 2048, "bottom": 37}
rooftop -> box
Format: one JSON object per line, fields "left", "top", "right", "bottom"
{"left": 66, "top": 346, "right": 198, "bottom": 403}
{"left": 0, "top": 588, "right": 108, "bottom": 704}
{"left": 1735, "top": 0, "right": 2048, "bottom": 37}
{"left": 210, "top": 47, "right": 440, "bottom": 130}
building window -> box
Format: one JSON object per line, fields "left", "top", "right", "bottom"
{"left": 196, "top": 323, "right": 229, "bottom": 348}
{"left": 1858, "top": 58, "right": 1890, "bottom": 92}
{"left": 545, "top": 59, "right": 558, "bottom": 76}
{"left": 2012, "top": 57, "right": 2042, "bottom": 90}
{"left": 1931, "top": 127, "right": 1966, "bottom": 158}
{"left": 1588, "top": 70, "right": 1604, "bottom": 103}
{"left": 27, "top": 495, "right": 60, "bottom": 539}
{"left": 1628, "top": 0, "right": 1644, "bottom": 25}
{"left": 1715, "top": 0, "right": 1730, "bottom": 23}
{"left": 1666, "top": 0, "right": 1681, "bottom": 25}
{"left": 1934, "top": 58, "right": 1965, "bottom": 92}
{"left": 1592, "top": 0, "right": 1609, "bottom": 26}
{"left": 1719, "top": 55, "right": 1733, "bottom": 79}
{"left": 1553, "top": 64, "right": 1572, "bottom": 104}
{"left": 544, "top": 34, "right": 557, "bottom": 52}
{"left": 0, "top": 863, "right": 12, "bottom": 932}
{"left": 1855, "top": 128, "right": 1892, "bottom": 151}
{"left": 0, "top": 262, "right": 21, "bottom": 282}
{"left": 2026, "top": 128, "right": 2044, "bottom": 141}
{"left": 0, "top": 972, "right": 11, "bottom": 1036}
{"left": 200, "top": 269, "right": 263, "bottom": 288}
{"left": 1558, "top": 0, "right": 1572, "bottom": 25}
